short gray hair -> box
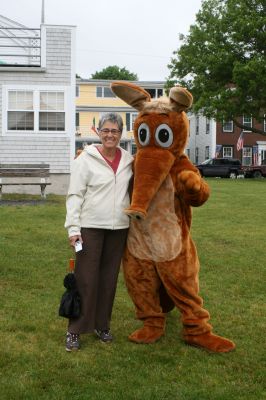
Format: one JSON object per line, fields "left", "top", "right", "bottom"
{"left": 98, "top": 113, "right": 123, "bottom": 132}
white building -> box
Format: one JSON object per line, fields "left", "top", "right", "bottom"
{"left": 0, "top": 15, "right": 76, "bottom": 195}
{"left": 187, "top": 113, "right": 216, "bottom": 164}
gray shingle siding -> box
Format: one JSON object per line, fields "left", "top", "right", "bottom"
{"left": 0, "top": 24, "right": 75, "bottom": 175}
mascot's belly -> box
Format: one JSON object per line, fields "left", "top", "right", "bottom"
{"left": 127, "top": 175, "right": 182, "bottom": 262}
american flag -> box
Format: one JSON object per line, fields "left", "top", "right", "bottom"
{"left": 91, "top": 117, "right": 98, "bottom": 134}
{"left": 253, "top": 145, "right": 259, "bottom": 165}
{"left": 237, "top": 131, "right": 244, "bottom": 151}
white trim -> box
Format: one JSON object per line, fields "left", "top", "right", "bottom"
{"left": 242, "top": 115, "right": 252, "bottom": 132}
{"left": 0, "top": 67, "right": 46, "bottom": 72}
{"left": 40, "top": 25, "right": 46, "bottom": 68}
{"left": 222, "top": 120, "right": 233, "bottom": 132}
{"left": 70, "top": 26, "right": 76, "bottom": 167}
{"left": 223, "top": 146, "right": 233, "bottom": 158}
{"left": 2, "top": 84, "right": 71, "bottom": 137}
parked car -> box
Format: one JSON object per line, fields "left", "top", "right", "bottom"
{"left": 243, "top": 160, "right": 266, "bottom": 178}
{"left": 196, "top": 158, "right": 244, "bottom": 178}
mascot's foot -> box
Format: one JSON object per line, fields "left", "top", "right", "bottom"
{"left": 128, "top": 326, "right": 164, "bottom": 344}
{"left": 184, "top": 332, "right": 236, "bottom": 353}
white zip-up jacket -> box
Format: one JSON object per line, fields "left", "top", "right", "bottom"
{"left": 65, "top": 144, "right": 133, "bottom": 237}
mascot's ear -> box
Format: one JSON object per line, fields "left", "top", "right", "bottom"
{"left": 111, "top": 81, "right": 151, "bottom": 111}
{"left": 169, "top": 86, "right": 193, "bottom": 112}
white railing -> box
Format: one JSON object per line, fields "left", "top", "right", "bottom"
{"left": 0, "top": 27, "right": 41, "bottom": 67}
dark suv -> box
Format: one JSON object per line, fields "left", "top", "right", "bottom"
{"left": 196, "top": 158, "right": 243, "bottom": 178}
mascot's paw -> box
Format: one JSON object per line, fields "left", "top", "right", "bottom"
{"left": 128, "top": 326, "right": 164, "bottom": 344}
{"left": 178, "top": 170, "right": 201, "bottom": 193}
{"left": 184, "top": 332, "right": 236, "bottom": 353}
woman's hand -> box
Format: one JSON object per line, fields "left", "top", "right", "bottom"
{"left": 69, "top": 234, "right": 83, "bottom": 248}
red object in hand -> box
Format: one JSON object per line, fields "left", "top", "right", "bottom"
{"left": 69, "top": 258, "right": 75, "bottom": 271}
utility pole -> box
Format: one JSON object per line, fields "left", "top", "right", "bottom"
{"left": 41, "top": 0, "right": 45, "bottom": 24}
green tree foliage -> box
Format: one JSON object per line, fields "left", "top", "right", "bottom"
{"left": 167, "top": 0, "right": 266, "bottom": 134}
{"left": 91, "top": 65, "right": 138, "bottom": 81}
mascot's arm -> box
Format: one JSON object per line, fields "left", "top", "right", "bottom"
{"left": 171, "top": 155, "right": 210, "bottom": 207}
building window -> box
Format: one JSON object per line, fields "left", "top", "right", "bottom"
{"left": 131, "top": 143, "right": 137, "bottom": 155}
{"left": 144, "top": 88, "right": 163, "bottom": 98}
{"left": 196, "top": 116, "right": 199, "bottom": 135}
{"left": 223, "top": 146, "right": 233, "bottom": 158}
{"left": 222, "top": 120, "right": 233, "bottom": 132}
{"left": 195, "top": 147, "right": 199, "bottom": 164}
{"left": 76, "top": 113, "right": 80, "bottom": 128}
{"left": 39, "top": 92, "right": 65, "bottom": 131}
{"left": 96, "top": 86, "right": 116, "bottom": 98}
{"left": 130, "top": 113, "right": 138, "bottom": 130}
{"left": 242, "top": 147, "right": 252, "bottom": 166}
{"left": 186, "top": 149, "right": 190, "bottom": 159}
{"left": 8, "top": 91, "right": 34, "bottom": 130}
{"left": 205, "top": 146, "right": 210, "bottom": 160}
{"left": 7, "top": 89, "right": 65, "bottom": 133}
{"left": 126, "top": 112, "right": 138, "bottom": 131}
{"left": 206, "top": 118, "right": 210, "bottom": 134}
{"left": 243, "top": 115, "right": 252, "bottom": 132}
{"left": 264, "top": 115, "right": 266, "bottom": 132}
{"left": 76, "top": 85, "right": 79, "bottom": 97}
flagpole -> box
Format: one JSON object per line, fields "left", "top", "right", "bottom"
{"left": 41, "top": 0, "right": 45, "bottom": 24}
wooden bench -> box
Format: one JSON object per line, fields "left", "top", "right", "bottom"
{"left": 0, "top": 163, "right": 51, "bottom": 200}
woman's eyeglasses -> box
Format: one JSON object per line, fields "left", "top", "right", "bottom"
{"left": 99, "top": 129, "right": 121, "bottom": 135}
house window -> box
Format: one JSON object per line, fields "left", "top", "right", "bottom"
{"left": 8, "top": 91, "right": 34, "bottom": 130}
{"left": 195, "top": 147, "right": 199, "bottom": 164}
{"left": 96, "top": 86, "right": 116, "bottom": 98}
{"left": 196, "top": 116, "right": 199, "bottom": 135}
{"left": 222, "top": 120, "right": 233, "bottom": 132}
{"left": 243, "top": 115, "right": 252, "bottom": 132}
{"left": 130, "top": 113, "right": 138, "bottom": 130}
{"left": 144, "top": 88, "right": 163, "bottom": 98}
{"left": 7, "top": 89, "right": 65, "bottom": 133}
{"left": 264, "top": 115, "right": 266, "bottom": 132}
{"left": 206, "top": 118, "right": 210, "bottom": 134}
{"left": 75, "top": 85, "right": 79, "bottom": 97}
{"left": 96, "top": 87, "right": 102, "bottom": 97}
{"left": 76, "top": 113, "right": 80, "bottom": 129}
{"left": 39, "top": 92, "right": 65, "bottom": 131}
{"left": 242, "top": 147, "right": 252, "bottom": 166}
{"left": 131, "top": 143, "right": 137, "bottom": 155}
{"left": 126, "top": 112, "right": 138, "bottom": 131}
{"left": 186, "top": 149, "right": 190, "bottom": 159}
{"left": 223, "top": 146, "right": 233, "bottom": 158}
{"left": 205, "top": 146, "right": 210, "bottom": 160}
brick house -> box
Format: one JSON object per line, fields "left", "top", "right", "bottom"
{"left": 187, "top": 114, "right": 266, "bottom": 166}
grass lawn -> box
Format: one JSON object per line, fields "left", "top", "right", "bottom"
{"left": 0, "top": 179, "right": 265, "bottom": 400}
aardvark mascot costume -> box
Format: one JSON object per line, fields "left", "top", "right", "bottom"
{"left": 111, "top": 81, "right": 235, "bottom": 353}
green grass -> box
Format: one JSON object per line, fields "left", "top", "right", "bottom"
{"left": 0, "top": 180, "right": 265, "bottom": 400}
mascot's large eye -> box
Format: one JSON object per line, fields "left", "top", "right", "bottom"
{"left": 137, "top": 123, "right": 150, "bottom": 146}
{"left": 155, "top": 124, "right": 173, "bottom": 148}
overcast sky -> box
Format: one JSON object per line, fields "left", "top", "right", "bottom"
{"left": 1, "top": 0, "right": 203, "bottom": 81}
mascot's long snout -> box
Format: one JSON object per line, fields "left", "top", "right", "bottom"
{"left": 124, "top": 147, "right": 175, "bottom": 220}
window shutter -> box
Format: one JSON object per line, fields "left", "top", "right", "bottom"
{"left": 126, "top": 113, "right": 130, "bottom": 131}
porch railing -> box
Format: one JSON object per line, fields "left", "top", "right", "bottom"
{"left": 0, "top": 27, "right": 41, "bottom": 67}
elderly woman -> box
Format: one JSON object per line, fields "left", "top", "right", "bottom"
{"left": 64, "top": 112, "right": 133, "bottom": 351}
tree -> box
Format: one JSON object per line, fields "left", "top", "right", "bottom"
{"left": 91, "top": 65, "right": 138, "bottom": 81}
{"left": 166, "top": 0, "right": 266, "bottom": 135}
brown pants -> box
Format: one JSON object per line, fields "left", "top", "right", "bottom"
{"left": 68, "top": 227, "right": 128, "bottom": 334}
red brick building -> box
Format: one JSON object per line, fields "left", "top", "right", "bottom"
{"left": 216, "top": 116, "right": 266, "bottom": 165}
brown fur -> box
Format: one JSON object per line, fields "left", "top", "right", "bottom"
{"left": 111, "top": 82, "right": 235, "bottom": 353}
